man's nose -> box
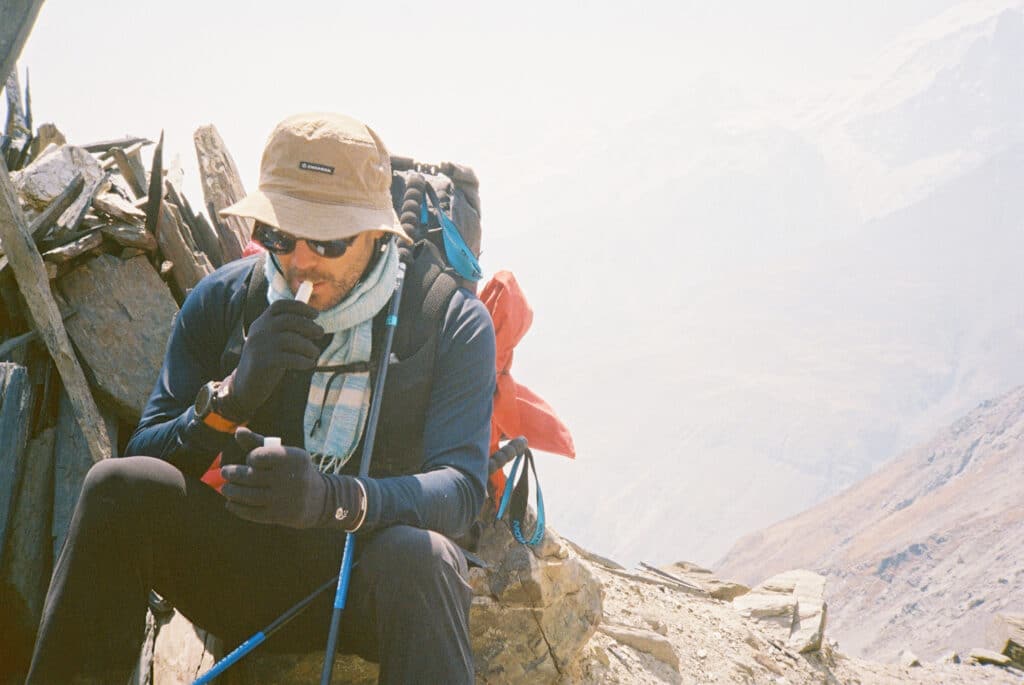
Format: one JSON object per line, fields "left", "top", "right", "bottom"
{"left": 290, "top": 239, "right": 321, "bottom": 271}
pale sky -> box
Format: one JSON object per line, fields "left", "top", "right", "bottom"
{"left": 10, "top": 0, "right": 999, "bottom": 563}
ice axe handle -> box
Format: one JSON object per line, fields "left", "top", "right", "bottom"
{"left": 489, "top": 437, "right": 528, "bottom": 474}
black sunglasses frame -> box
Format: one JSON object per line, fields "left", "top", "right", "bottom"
{"left": 253, "top": 223, "right": 356, "bottom": 259}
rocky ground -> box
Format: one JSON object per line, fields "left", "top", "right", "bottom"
{"left": 566, "top": 549, "right": 1024, "bottom": 684}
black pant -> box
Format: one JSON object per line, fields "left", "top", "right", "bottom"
{"left": 26, "top": 456, "right": 474, "bottom": 684}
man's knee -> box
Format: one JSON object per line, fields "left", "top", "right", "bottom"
{"left": 360, "top": 525, "right": 468, "bottom": 588}
{"left": 79, "top": 456, "right": 177, "bottom": 516}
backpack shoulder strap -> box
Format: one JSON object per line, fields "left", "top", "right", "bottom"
{"left": 219, "top": 257, "right": 268, "bottom": 375}
{"left": 387, "top": 239, "right": 460, "bottom": 359}
{"left": 243, "top": 258, "right": 269, "bottom": 332}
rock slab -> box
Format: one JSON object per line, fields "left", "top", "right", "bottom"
{"left": 661, "top": 560, "right": 750, "bottom": 601}
{"left": 732, "top": 569, "right": 827, "bottom": 653}
{"left": 58, "top": 253, "right": 178, "bottom": 422}
{"left": 598, "top": 623, "right": 679, "bottom": 671}
{"left": 988, "top": 613, "right": 1024, "bottom": 667}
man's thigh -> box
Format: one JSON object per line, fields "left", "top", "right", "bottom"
{"left": 135, "top": 459, "right": 345, "bottom": 646}
{"left": 260, "top": 525, "right": 471, "bottom": 660}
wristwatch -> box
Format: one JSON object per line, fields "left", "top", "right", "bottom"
{"left": 194, "top": 380, "right": 243, "bottom": 433}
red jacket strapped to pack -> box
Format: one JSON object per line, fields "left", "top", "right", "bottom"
{"left": 480, "top": 270, "right": 575, "bottom": 500}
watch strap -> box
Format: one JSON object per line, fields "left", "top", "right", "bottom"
{"left": 201, "top": 410, "right": 241, "bottom": 434}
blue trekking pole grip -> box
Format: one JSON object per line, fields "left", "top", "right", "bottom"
{"left": 320, "top": 255, "right": 406, "bottom": 685}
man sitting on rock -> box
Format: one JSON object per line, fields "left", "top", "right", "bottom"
{"left": 27, "top": 112, "right": 495, "bottom": 684}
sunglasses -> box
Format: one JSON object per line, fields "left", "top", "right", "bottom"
{"left": 253, "top": 223, "right": 356, "bottom": 258}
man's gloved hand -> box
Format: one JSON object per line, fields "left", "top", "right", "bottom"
{"left": 224, "top": 299, "right": 323, "bottom": 420}
{"left": 221, "top": 427, "right": 366, "bottom": 530}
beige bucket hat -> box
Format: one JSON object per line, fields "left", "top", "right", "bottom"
{"left": 221, "top": 112, "right": 410, "bottom": 242}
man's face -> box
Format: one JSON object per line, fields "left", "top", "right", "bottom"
{"left": 274, "top": 229, "right": 382, "bottom": 311}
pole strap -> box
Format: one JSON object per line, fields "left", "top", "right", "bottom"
{"left": 496, "top": 445, "right": 546, "bottom": 546}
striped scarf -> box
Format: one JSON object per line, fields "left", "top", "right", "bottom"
{"left": 264, "top": 243, "right": 399, "bottom": 473}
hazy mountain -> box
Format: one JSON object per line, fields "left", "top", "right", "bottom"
{"left": 528, "top": 1, "right": 1024, "bottom": 568}
{"left": 716, "top": 384, "right": 1024, "bottom": 662}
{"left": 812, "top": 0, "right": 1024, "bottom": 219}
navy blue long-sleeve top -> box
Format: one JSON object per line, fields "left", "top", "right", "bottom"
{"left": 125, "top": 256, "right": 496, "bottom": 539}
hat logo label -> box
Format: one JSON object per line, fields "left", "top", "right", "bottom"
{"left": 299, "top": 161, "right": 335, "bottom": 175}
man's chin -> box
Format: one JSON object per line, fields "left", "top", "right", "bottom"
{"left": 310, "top": 289, "right": 348, "bottom": 311}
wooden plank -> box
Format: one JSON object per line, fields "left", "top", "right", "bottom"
{"left": 52, "top": 389, "right": 117, "bottom": 559}
{"left": 101, "top": 222, "right": 157, "bottom": 252}
{"left": 57, "top": 253, "right": 178, "bottom": 422}
{"left": 106, "top": 168, "right": 138, "bottom": 205}
{"left": 93, "top": 191, "right": 146, "bottom": 225}
{"left": 2, "top": 426, "right": 55, "bottom": 635}
{"left": 0, "top": 159, "right": 111, "bottom": 465}
{"left": 0, "top": 363, "right": 32, "bottom": 565}
{"left": 193, "top": 124, "right": 249, "bottom": 261}
{"left": 143, "top": 132, "right": 163, "bottom": 236}
{"left": 41, "top": 229, "right": 102, "bottom": 264}
{"left": 122, "top": 142, "right": 148, "bottom": 188}
{"left": 53, "top": 171, "right": 106, "bottom": 236}
{"left": 109, "top": 146, "right": 146, "bottom": 198}
{"left": 166, "top": 180, "right": 223, "bottom": 267}
{"left": 0, "top": 263, "right": 26, "bottom": 337}
{"left": 25, "top": 171, "right": 83, "bottom": 243}
{"left": 192, "top": 212, "right": 224, "bottom": 268}
{"left": 155, "top": 199, "right": 214, "bottom": 296}
{"left": 0, "top": 329, "right": 35, "bottom": 358}
{"left": 37, "top": 225, "right": 98, "bottom": 253}
{"left": 4, "top": 69, "right": 29, "bottom": 149}
{"left": 0, "top": 1, "right": 45, "bottom": 104}
{"left": 81, "top": 135, "right": 152, "bottom": 154}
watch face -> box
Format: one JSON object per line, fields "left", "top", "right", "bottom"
{"left": 195, "top": 383, "right": 214, "bottom": 417}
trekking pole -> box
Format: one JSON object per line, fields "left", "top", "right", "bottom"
{"left": 193, "top": 574, "right": 338, "bottom": 684}
{"left": 320, "top": 255, "right": 406, "bottom": 685}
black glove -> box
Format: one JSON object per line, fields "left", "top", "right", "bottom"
{"left": 221, "top": 427, "right": 366, "bottom": 530}
{"left": 222, "top": 299, "right": 323, "bottom": 420}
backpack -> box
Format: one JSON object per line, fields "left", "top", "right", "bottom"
{"left": 389, "top": 156, "right": 482, "bottom": 292}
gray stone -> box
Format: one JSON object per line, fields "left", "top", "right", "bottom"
{"left": 732, "top": 592, "right": 798, "bottom": 642}
{"left": 101, "top": 222, "right": 158, "bottom": 252}
{"left": 899, "top": 649, "right": 921, "bottom": 667}
{"left": 244, "top": 652, "right": 378, "bottom": 684}
{"left": 988, "top": 612, "right": 1024, "bottom": 666}
{"left": 662, "top": 561, "right": 750, "bottom": 601}
{"left": 93, "top": 191, "right": 146, "bottom": 225}
{"left": 152, "top": 610, "right": 221, "bottom": 684}
{"left": 471, "top": 519, "right": 602, "bottom": 681}
{"left": 969, "top": 647, "right": 1012, "bottom": 667}
{"left": 598, "top": 623, "right": 679, "bottom": 671}
{"left": 731, "top": 569, "right": 827, "bottom": 653}
{"left": 10, "top": 144, "right": 103, "bottom": 210}
{"left": 57, "top": 253, "right": 178, "bottom": 422}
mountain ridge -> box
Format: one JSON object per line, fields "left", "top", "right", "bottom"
{"left": 716, "top": 383, "right": 1024, "bottom": 662}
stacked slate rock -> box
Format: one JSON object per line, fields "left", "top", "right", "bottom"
{"left": 0, "top": 66, "right": 252, "bottom": 682}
